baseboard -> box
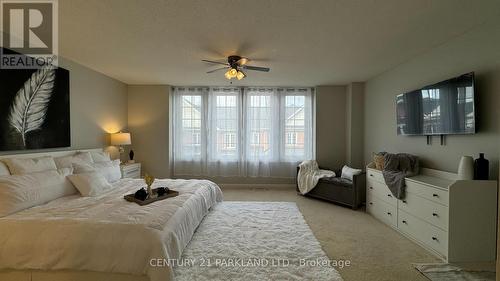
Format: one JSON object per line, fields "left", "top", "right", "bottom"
{"left": 219, "top": 183, "right": 296, "bottom": 190}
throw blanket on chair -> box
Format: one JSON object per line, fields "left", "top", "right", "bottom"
{"left": 382, "top": 153, "right": 419, "bottom": 199}
{"left": 297, "top": 160, "right": 336, "bottom": 195}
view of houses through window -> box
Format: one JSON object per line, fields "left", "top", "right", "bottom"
{"left": 172, "top": 87, "right": 313, "bottom": 177}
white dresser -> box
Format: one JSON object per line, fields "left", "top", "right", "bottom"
{"left": 366, "top": 163, "right": 497, "bottom": 262}
{"left": 120, "top": 163, "right": 141, "bottom": 179}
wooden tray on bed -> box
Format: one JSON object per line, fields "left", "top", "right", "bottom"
{"left": 124, "top": 188, "right": 179, "bottom": 206}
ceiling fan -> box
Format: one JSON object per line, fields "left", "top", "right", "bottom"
{"left": 202, "top": 55, "right": 270, "bottom": 80}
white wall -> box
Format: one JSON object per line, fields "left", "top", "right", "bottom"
{"left": 315, "top": 86, "right": 347, "bottom": 170}
{"left": 346, "top": 82, "right": 365, "bottom": 169}
{"left": 127, "top": 85, "right": 171, "bottom": 178}
{"left": 364, "top": 20, "right": 500, "bottom": 179}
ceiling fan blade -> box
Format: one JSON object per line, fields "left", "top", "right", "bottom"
{"left": 206, "top": 67, "right": 229, "bottom": 73}
{"left": 242, "top": 65, "right": 270, "bottom": 72}
{"left": 202, "top": 59, "right": 229, "bottom": 66}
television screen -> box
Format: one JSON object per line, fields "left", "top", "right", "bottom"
{"left": 396, "top": 73, "right": 475, "bottom": 136}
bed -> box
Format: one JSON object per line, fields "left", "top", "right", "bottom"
{"left": 0, "top": 149, "right": 223, "bottom": 281}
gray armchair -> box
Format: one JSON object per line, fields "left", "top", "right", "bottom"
{"left": 296, "top": 167, "right": 366, "bottom": 209}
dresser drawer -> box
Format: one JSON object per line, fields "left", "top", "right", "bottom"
{"left": 398, "top": 210, "right": 448, "bottom": 258}
{"left": 367, "top": 178, "right": 397, "bottom": 207}
{"left": 399, "top": 193, "right": 448, "bottom": 231}
{"left": 366, "top": 169, "right": 385, "bottom": 184}
{"left": 406, "top": 180, "right": 449, "bottom": 206}
{"left": 367, "top": 192, "right": 397, "bottom": 228}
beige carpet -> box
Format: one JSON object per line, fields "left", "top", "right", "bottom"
{"left": 222, "top": 187, "right": 439, "bottom": 281}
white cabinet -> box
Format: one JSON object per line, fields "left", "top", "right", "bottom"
{"left": 366, "top": 163, "right": 497, "bottom": 263}
{"left": 120, "top": 163, "right": 141, "bottom": 179}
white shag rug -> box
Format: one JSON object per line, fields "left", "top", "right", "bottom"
{"left": 174, "top": 202, "right": 343, "bottom": 281}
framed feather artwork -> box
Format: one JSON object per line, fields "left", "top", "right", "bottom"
{"left": 0, "top": 51, "right": 70, "bottom": 151}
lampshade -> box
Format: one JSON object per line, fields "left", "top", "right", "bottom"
{"left": 110, "top": 132, "right": 131, "bottom": 145}
{"left": 236, "top": 70, "right": 246, "bottom": 80}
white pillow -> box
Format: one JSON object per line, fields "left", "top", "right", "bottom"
{"left": 68, "top": 172, "right": 112, "bottom": 197}
{"left": 2, "top": 156, "right": 57, "bottom": 175}
{"left": 73, "top": 159, "right": 122, "bottom": 183}
{"left": 90, "top": 151, "right": 111, "bottom": 163}
{"left": 341, "top": 165, "right": 363, "bottom": 181}
{"left": 0, "top": 168, "right": 75, "bottom": 217}
{"left": 0, "top": 161, "right": 10, "bottom": 176}
{"left": 54, "top": 152, "right": 93, "bottom": 169}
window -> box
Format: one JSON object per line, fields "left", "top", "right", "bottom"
{"left": 214, "top": 93, "right": 239, "bottom": 158}
{"left": 251, "top": 132, "right": 260, "bottom": 145}
{"left": 192, "top": 132, "right": 201, "bottom": 145}
{"left": 247, "top": 93, "right": 272, "bottom": 158}
{"left": 284, "top": 94, "right": 306, "bottom": 158}
{"left": 286, "top": 132, "right": 297, "bottom": 145}
{"left": 179, "top": 94, "right": 202, "bottom": 158}
{"left": 223, "top": 133, "right": 236, "bottom": 150}
{"left": 172, "top": 87, "right": 313, "bottom": 178}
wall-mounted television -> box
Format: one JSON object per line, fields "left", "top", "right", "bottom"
{"left": 396, "top": 72, "right": 475, "bottom": 136}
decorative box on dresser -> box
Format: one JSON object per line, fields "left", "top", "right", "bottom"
{"left": 120, "top": 163, "right": 141, "bottom": 179}
{"left": 366, "top": 163, "right": 497, "bottom": 263}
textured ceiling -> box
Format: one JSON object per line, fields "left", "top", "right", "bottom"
{"left": 58, "top": 0, "right": 500, "bottom": 86}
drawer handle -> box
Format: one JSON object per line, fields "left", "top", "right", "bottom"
{"left": 370, "top": 174, "right": 374, "bottom": 177}
{"left": 432, "top": 213, "right": 438, "bottom": 217}
{"left": 402, "top": 200, "right": 407, "bottom": 203}
{"left": 387, "top": 212, "right": 392, "bottom": 216}
{"left": 369, "top": 202, "right": 373, "bottom": 205}
{"left": 402, "top": 220, "right": 407, "bottom": 224}
{"left": 432, "top": 236, "right": 438, "bottom": 241}
{"left": 369, "top": 186, "right": 373, "bottom": 190}
{"left": 432, "top": 194, "right": 439, "bottom": 197}
{"left": 387, "top": 194, "right": 392, "bottom": 197}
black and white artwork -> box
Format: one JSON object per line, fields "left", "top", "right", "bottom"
{"left": 0, "top": 50, "right": 70, "bottom": 151}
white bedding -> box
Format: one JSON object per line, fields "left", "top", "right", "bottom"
{"left": 0, "top": 178, "right": 223, "bottom": 281}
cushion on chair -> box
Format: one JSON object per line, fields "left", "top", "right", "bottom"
{"left": 319, "top": 176, "right": 353, "bottom": 188}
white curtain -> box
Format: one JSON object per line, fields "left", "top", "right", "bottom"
{"left": 172, "top": 87, "right": 208, "bottom": 175}
{"left": 172, "top": 87, "right": 314, "bottom": 178}
{"left": 206, "top": 87, "right": 242, "bottom": 176}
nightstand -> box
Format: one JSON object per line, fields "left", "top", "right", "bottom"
{"left": 120, "top": 163, "right": 141, "bottom": 179}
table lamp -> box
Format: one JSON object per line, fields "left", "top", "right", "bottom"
{"left": 110, "top": 132, "right": 131, "bottom": 163}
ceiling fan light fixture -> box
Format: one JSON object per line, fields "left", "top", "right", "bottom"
{"left": 224, "top": 69, "right": 232, "bottom": 79}
{"left": 205, "top": 56, "right": 269, "bottom": 80}
{"left": 229, "top": 68, "right": 238, "bottom": 77}
{"left": 236, "top": 70, "right": 246, "bottom": 80}
{"left": 238, "top": 57, "right": 249, "bottom": 65}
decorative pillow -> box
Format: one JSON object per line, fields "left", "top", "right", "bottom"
{"left": 0, "top": 168, "right": 75, "bottom": 217}
{"left": 373, "top": 152, "right": 385, "bottom": 170}
{"left": 73, "top": 159, "right": 121, "bottom": 183}
{"left": 54, "top": 152, "right": 94, "bottom": 169}
{"left": 90, "top": 151, "right": 112, "bottom": 163}
{"left": 2, "top": 156, "right": 57, "bottom": 175}
{"left": 67, "top": 172, "right": 112, "bottom": 197}
{"left": 0, "top": 161, "right": 10, "bottom": 176}
{"left": 341, "top": 165, "right": 363, "bottom": 181}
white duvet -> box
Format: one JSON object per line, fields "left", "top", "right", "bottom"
{"left": 0, "top": 178, "right": 223, "bottom": 281}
